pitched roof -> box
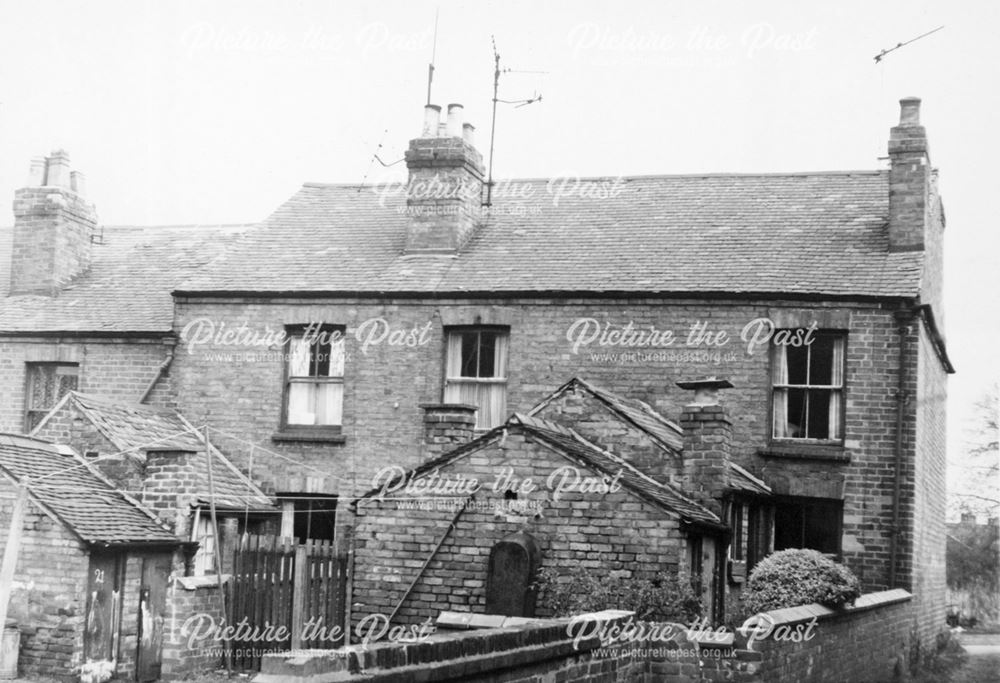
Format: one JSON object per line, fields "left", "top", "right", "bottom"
{"left": 0, "top": 433, "right": 177, "bottom": 546}
{"left": 355, "top": 412, "right": 721, "bottom": 528}
{"left": 530, "top": 377, "right": 685, "bottom": 453}
{"left": 0, "top": 223, "right": 254, "bottom": 333}
{"left": 178, "top": 172, "right": 922, "bottom": 299}
{"left": 35, "top": 392, "right": 273, "bottom": 511}
{"left": 530, "top": 377, "right": 770, "bottom": 496}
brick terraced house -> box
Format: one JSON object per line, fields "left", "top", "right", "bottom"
{"left": 0, "top": 96, "right": 953, "bottom": 671}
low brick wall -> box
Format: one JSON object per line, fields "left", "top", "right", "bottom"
{"left": 752, "top": 589, "right": 914, "bottom": 683}
{"left": 160, "top": 575, "right": 228, "bottom": 680}
{"left": 252, "top": 590, "right": 915, "bottom": 683}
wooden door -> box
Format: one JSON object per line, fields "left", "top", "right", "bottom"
{"left": 136, "top": 553, "right": 172, "bottom": 682}
{"left": 84, "top": 552, "right": 123, "bottom": 664}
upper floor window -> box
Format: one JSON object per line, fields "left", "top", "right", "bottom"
{"left": 444, "top": 327, "right": 509, "bottom": 429}
{"left": 283, "top": 325, "right": 345, "bottom": 429}
{"left": 25, "top": 362, "right": 79, "bottom": 431}
{"left": 771, "top": 333, "right": 845, "bottom": 441}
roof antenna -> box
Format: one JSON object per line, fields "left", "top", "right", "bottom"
{"left": 874, "top": 25, "right": 944, "bottom": 63}
{"left": 427, "top": 8, "right": 439, "bottom": 105}
{"left": 357, "top": 129, "right": 404, "bottom": 192}
{"left": 484, "top": 35, "right": 544, "bottom": 207}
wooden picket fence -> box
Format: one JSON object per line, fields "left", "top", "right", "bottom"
{"left": 228, "top": 535, "right": 348, "bottom": 671}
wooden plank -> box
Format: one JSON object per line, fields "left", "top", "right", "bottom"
{"left": 291, "top": 544, "right": 307, "bottom": 650}
{"left": 0, "top": 484, "right": 28, "bottom": 636}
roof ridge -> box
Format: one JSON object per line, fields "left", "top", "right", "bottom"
{"left": 301, "top": 169, "right": 886, "bottom": 189}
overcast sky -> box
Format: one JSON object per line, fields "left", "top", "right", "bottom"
{"left": 1, "top": 0, "right": 997, "bottom": 474}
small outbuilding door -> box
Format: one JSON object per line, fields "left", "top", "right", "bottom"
{"left": 136, "top": 553, "right": 172, "bottom": 682}
{"left": 84, "top": 552, "right": 124, "bottom": 665}
{"left": 485, "top": 533, "right": 541, "bottom": 617}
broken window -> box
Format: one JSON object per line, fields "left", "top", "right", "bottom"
{"left": 283, "top": 325, "right": 345, "bottom": 428}
{"left": 444, "top": 327, "right": 509, "bottom": 429}
{"left": 771, "top": 333, "right": 845, "bottom": 441}
{"left": 24, "top": 362, "right": 78, "bottom": 431}
{"left": 190, "top": 509, "right": 217, "bottom": 575}
{"left": 773, "top": 497, "right": 842, "bottom": 556}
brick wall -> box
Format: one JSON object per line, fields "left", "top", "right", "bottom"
{"left": 0, "top": 477, "right": 88, "bottom": 681}
{"left": 160, "top": 577, "right": 226, "bottom": 679}
{"left": 172, "top": 297, "right": 918, "bottom": 597}
{"left": 352, "top": 429, "right": 686, "bottom": 627}
{"left": 0, "top": 337, "right": 173, "bottom": 433}
{"left": 256, "top": 591, "right": 915, "bottom": 683}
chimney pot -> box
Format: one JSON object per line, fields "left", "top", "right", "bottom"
{"left": 70, "top": 171, "right": 86, "bottom": 197}
{"left": 422, "top": 104, "right": 442, "bottom": 137}
{"left": 899, "top": 97, "right": 921, "bottom": 126}
{"left": 463, "top": 122, "right": 476, "bottom": 147}
{"left": 28, "top": 157, "right": 46, "bottom": 186}
{"left": 46, "top": 150, "right": 71, "bottom": 188}
{"left": 446, "top": 103, "right": 464, "bottom": 137}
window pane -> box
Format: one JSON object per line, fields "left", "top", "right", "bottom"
{"left": 786, "top": 388, "right": 807, "bottom": 438}
{"left": 313, "top": 337, "right": 331, "bottom": 377}
{"left": 804, "top": 504, "right": 840, "bottom": 555}
{"left": 459, "top": 332, "right": 479, "bottom": 377}
{"left": 314, "top": 383, "right": 343, "bottom": 426}
{"left": 809, "top": 335, "right": 836, "bottom": 385}
{"left": 773, "top": 503, "right": 804, "bottom": 550}
{"left": 328, "top": 337, "right": 345, "bottom": 377}
{"left": 785, "top": 344, "right": 809, "bottom": 385}
{"left": 478, "top": 332, "right": 497, "bottom": 377}
{"left": 287, "top": 382, "right": 315, "bottom": 425}
{"left": 806, "top": 390, "right": 832, "bottom": 439}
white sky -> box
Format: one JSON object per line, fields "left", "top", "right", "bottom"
{"left": 0, "top": 0, "right": 997, "bottom": 472}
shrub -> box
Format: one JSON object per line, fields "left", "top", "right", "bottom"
{"left": 533, "top": 567, "right": 701, "bottom": 622}
{"left": 743, "top": 549, "right": 862, "bottom": 615}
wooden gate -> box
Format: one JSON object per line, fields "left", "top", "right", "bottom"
{"left": 228, "top": 536, "right": 348, "bottom": 671}
{"left": 136, "top": 553, "right": 172, "bottom": 682}
{"left": 84, "top": 552, "right": 124, "bottom": 665}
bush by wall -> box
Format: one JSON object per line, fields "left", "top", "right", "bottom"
{"left": 743, "top": 549, "right": 861, "bottom": 615}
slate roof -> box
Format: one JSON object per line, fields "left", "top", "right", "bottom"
{"left": 178, "top": 172, "right": 922, "bottom": 299}
{"left": 34, "top": 392, "right": 273, "bottom": 511}
{"left": 0, "top": 223, "right": 254, "bottom": 333}
{"left": 531, "top": 377, "right": 685, "bottom": 453}
{"left": 0, "top": 433, "right": 178, "bottom": 546}
{"left": 530, "top": 377, "right": 771, "bottom": 497}
{"left": 355, "top": 412, "right": 722, "bottom": 528}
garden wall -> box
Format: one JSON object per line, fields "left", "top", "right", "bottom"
{"left": 253, "top": 590, "right": 917, "bottom": 683}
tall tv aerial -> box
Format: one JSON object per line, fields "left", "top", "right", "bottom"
{"left": 484, "top": 35, "right": 544, "bottom": 206}
{"left": 873, "top": 25, "right": 944, "bottom": 63}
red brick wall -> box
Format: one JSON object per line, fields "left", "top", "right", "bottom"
{"left": 352, "top": 429, "right": 687, "bottom": 627}
{"left": 0, "top": 338, "right": 173, "bottom": 433}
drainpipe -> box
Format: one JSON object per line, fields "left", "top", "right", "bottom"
{"left": 889, "top": 309, "right": 912, "bottom": 589}
{"left": 139, "top": 341, "right": 175, "bottom": 404}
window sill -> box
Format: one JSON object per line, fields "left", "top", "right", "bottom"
{"left": 271, "top": 429, "right": 346, "bottom": 445}
{"left": 759, "top": 442, "right": 850, "bottom": 462}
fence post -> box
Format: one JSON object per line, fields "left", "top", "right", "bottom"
{"left": 291, "top": 544, "right": 308, "bottom": 650}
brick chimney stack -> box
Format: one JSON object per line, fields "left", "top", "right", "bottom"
{"left": 10, "top": 151, "right": 98, "bottom": 295}
{"left": 888, "top": 97, "right": 930, "bottom": 252}
{"left": 421, "top": 403, "right": 477, "bottom": 461}
{"left": 677, "top": 377, "right": 735, "bottom": 516}
{"left": 404, "top": 103, "right": 485, "bottom": 254}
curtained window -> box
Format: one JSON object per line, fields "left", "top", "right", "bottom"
{"left": 283, "top": 325, "right": 345, "bottom": 428}
{"left": 444, "top": 327, "right": 509, "bottom": 429}
{"left": 190, "top": 509, "right": 217, "bottom": 575}
{"left": 771, "top": 333, "right": 845, "bottom": 441}
{"left": 24, "top": 362, "right": 78, "bottom": 431}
